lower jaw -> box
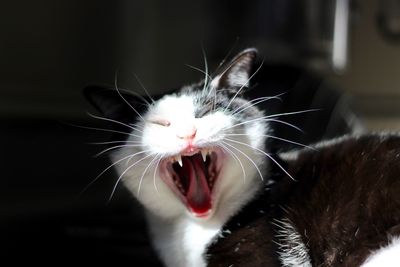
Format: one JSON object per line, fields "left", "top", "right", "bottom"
{"left": 189, "top": 208, "right": 213, "bottom": 219}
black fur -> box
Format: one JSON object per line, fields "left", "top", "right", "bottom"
{"left": 208, "top": 134, "right": 400, "bottom": 267}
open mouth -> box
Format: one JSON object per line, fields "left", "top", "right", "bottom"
{"left": 159, "top": 148, "right": 223, "bottom": 218}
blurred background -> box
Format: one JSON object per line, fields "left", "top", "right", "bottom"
{"left": 1, "top": 0, "right": 400, "bottom": 265}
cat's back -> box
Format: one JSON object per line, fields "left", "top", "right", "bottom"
{"left": 280, "top": 134, "right": 400, "bottom": 266}
{"left": 207, "top": 134, "right": 400, "bottom": 267}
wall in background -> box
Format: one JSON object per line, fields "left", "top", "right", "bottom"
{"left": 1, "top": 0, "right": 400, "bottom": 128}
{"left": 0, "top": 0, "right": 118, "bottom": 118}
{"left": 329, "top": 0, "right": 400, "bottom": 130}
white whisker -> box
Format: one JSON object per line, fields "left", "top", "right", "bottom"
{"left": 224, "top": 117, "right": 304, "bottom": 133}
{"left": 81, "top": 150, "right": 151, "bottom": 195}
{"left": 89, "top": 140, "right": 142, "bottom": 145}
{"left": 263, "top": 109, "right": 320, "bottom": 119}
{"left": 224, "top": 61, "right": 264, "bottom": 112}
{"left": 130, "top": 122, "right": 144, "bottom": 129}
{"left": 224, "top": 138, "right": 295, "bottom": 180}
{"left": 87, "top": 112, "right": 143, "bottom": 133}
{"left": 225, "top": 109, "right": 318, "bottom": 131}
{"left": 201, "top": 45, "right": 211, "bottom": 95}
{"left": 225, "top": 133, "right": 316, "bottom": 151}
{"left": 132, "top": 73, "right": 155, "bottom": 105}
{"left": 217, "top": 143, "right": 247, "bottom": 184}
{"left": 115, "top": 70, "right": 146, "bottom": 122}
{"left": 94, "top": 144, "right": 144, "bottom": 157}
{"left": 213, "top": 39, "right": 239, "bottom": 74}
{"left": 222, "top": 141, "right": 264, "bottom": 181}
{"left": 137, "top": 155, "right": 160, "bottom": 196}
{"left": 108, "top": 152, "right": 156, "bottom": 202}
{"left": 185, "top": 64, "right": 212, "bottom": 85}
{"left": 266, "top": 119, "right": 304, "bottom": 133}
{"left": 70, "top": 124, "right": 142, "bottom": 138}
{"left": 153, "top": 154, "right": 164, "bottom": 194}
{"left": 231, "top": 93, "right": 285, "bottom": 115}
{"left": 110, "top": 87, "right": 152, "bottom": 109}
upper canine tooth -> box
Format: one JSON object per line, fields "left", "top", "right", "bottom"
{"left": 176, "top": 155, "right": 183, "bottom": 167}
{"left": 201, "top": 150, "right": 207, "bottom": 162}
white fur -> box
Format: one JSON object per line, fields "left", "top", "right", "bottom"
{"left": 361, "top": 236, "right": 400, "bottom": 267}
{"left": 274, "top": 218, "right": 312, "bottom": 267}
{"left": 111, "top": 90, "right": 267, "bottom": 267}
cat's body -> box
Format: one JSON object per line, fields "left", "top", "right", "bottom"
{"left": 85, "top": 48, "right": 399, "bottom": 267}
{"left": 208, "top": 133, "right": 400, "bottom": 267}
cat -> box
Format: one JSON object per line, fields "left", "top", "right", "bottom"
{"left": 85, "top": 48, "right": 272, "bottom": 267}
{"left": 207, "top": 133, "right": 400, "bottom": 267}
{"left": 85, "top": 48, "right": 395, "bottom": 267}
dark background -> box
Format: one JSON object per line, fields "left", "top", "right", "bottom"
{"left": 1, "top": 0, "right": 400, "bottom": 265}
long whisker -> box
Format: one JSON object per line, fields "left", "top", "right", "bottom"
{"left": 263, "top": 109, "right": 320, "bottom": 120}
{"left": 94, "top": 144, "right": 144, "bottom": 157}
{"left": 111, "top": 87, "right": 151, "bottom": 108}
{"left": 222, "top": 141, "right": 264, "bottom": 181}
{"left": 137, "top": 155, "right": 160, "bottom": 196}
{"left": 224, "top": 138, "right": 295, "bottom": 180}
{"left": 108, "top": 153, "right": 156, "bottom": 202}
{"left": 130, "top": 122, "right": 144, "bottom": 129}
{"left": 185, "top": 64, "right": 213, "bottom": 84}
{"left": 201, "top": 45, "right": 210, "bottom": 93}
{"left": 225, "top": 109, "right": 318, "bottom": 132}
{"left": 88, "top": 140, "right": 142, "bottom": 145}
{"left": 217, "top": 143, "right": 246, "bottom": 184}
{"left": 87, "top": 113, "right": 143, "bottom": 133}
{"left": 67, "top": 123, "right": 142, "bottom": 138}
{"left": 223, "top": 117, "right": 304, "bottom": 133}
{"left": 80, "top": 150, "right": 150, "bottom": 194}
{"left": 132, "top": 73, "right": 155, "bottom": 105}
{"left": 224, "top": 61, "right": 264, "bottom": 112}
{"left": 231, "top": 93, "right": 286, "bottom": 115}
{"left": 213, "top": 38, "right": 239, "bottom": 74}
{"left": 269, "top": 119, "right": 305, "bottom": 133}
{"left": 224, "top": 133, "right": 317, "bottom": 151}
{"left": 115, "top": 70, "right": 146, "bottom": 122}
{"left": 153, "top": 154, "right": 164, "bottom": 193}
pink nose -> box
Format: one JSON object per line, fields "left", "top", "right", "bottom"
{"left": 176, "top": 127, "right": 197, "bottom": 140}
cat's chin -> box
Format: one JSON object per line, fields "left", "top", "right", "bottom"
{"left": 159, "top": 147, "right": 225, "bottom": 219}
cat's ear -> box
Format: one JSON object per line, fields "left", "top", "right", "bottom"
{"left": 211, "top": 48, "right": 258, "bottom": 90}
{"left": 84, "top": 85, "right": 149, "bottom": 122}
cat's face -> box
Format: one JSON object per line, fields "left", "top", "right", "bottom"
{"left": 87, "top": 49, "right": 269, "bottom": 221}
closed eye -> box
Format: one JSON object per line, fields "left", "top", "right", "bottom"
{"left": 195, "top": 104, "right": 213, "bottom": 118}
{"left": 148, "top": 119, "right": 171, "bottom": 127}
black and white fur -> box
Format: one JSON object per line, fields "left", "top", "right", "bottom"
{"left": 85, "top": 49, "right": 271, "bottom": 267}
{"left": 85, "top": 49, "right": 400, "bottom": 267}
{"left": 207, "top": 133, "right": 400, "bottom": 267}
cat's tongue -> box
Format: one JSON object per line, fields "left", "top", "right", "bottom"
{"left": 184, "top": 155, "right": 212, "bottom": 216}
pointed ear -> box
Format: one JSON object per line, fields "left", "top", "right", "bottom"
{"left": 211, "top": 48, "right": 258, "bottom": 89}
{"left": 83, "top": 85, "right": 149, "bottom": 122}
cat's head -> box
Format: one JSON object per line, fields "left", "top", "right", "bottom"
{"left": 85, "top": 48, "right": 269, "bottom": 221}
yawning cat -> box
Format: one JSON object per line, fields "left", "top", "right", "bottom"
{"left": 85, "top": 49, "right": 271, "bottom": 267}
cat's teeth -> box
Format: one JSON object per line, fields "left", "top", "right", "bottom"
{"left": 201, "top": 150, "right": 207, "bottom": 162}
{"left": 176, "top": 156, "right": 183, "bottom": 167}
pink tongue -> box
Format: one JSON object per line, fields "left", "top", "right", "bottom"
{"left": 185, "top": 157, "right": 212, "bottom": 216}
